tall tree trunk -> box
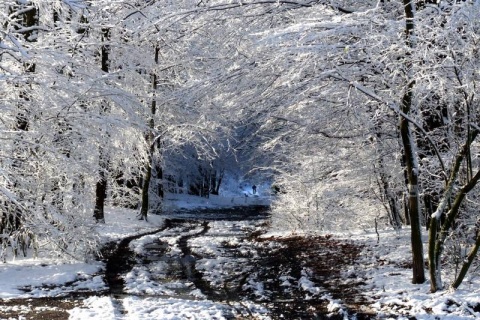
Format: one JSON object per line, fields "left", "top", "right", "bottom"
{"left": 140, "top": 46, "right": 160, "bottom": 220}
{"left": 401, "top": 0, "right": 425, "bottom": 284}
{"left": 400, "top": 92, "right": 425, "bottom": 284}
{"left": 7, "top": 1, "right": 38, "bottom": 230}
{"left": 11, "top": 0, "right": 37, "bottom": 131}
{"left": 1, "top": 1, "right": 39, "bottom": 257}
{"left": 93, "top": 28, "right": 110, "bottom": 223}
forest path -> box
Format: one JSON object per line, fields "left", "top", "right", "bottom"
{"left": 0, "top": 206, "right": 375, "bottom": 319}
{"left": 100, "top": 206, "right": 375, "bottom": 319}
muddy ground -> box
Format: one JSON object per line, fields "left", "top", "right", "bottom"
{"left": 0, "top": 206, "right": 376, "bottom": 319}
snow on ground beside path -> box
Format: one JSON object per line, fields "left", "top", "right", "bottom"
{"left": 97, "top": 207, "right": 165, "bottom": 242}
{"left": 342, "top": 227, "right": 480, "bottom": 319}
{"left": 0, "top": 260, "right": 104, "bottom": 299}
{"left": 0, "top": 207, "right": 164, "bottom": 300}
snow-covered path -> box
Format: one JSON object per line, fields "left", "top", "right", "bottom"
{"left": 69, "top": 206, "right": 369, "bottom": 319}
{"left": 85, "top": 206, "right": 271, "bottom": 319}
{"left": 3, "top": 204, "right": 480, "bottom": 319}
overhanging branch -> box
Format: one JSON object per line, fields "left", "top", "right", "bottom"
{"left": 334, "top": 70, "right": 447, "bottom": 177}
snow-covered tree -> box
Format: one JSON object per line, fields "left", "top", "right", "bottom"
{"left": 214, "top": 0, "right": 480, "bottom": 288}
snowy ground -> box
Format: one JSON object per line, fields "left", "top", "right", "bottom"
{"left": 0, "top": 192, "right": 479, "bottom": 319}
{"left": 347, "top": 228, "right": 480, "bottom": 319}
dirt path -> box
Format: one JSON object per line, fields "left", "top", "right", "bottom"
{"left": 115, "top": 207, "right": 374, "bottom": 318}
{"left": 254, "top": 235, "right": 374, "bottom": 319}
{"left": 102, "top": 225, "right": 170, "bottom": 295}
{"left": 0, "top": 297, "right": 80, "bottom": 320}
{"left": 0, "top": 207, "right": 375, "bottom": 319}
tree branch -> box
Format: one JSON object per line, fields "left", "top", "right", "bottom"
{"left": 270, "top": 115, "right": 362, "bottom": 139}
{"left": 334, "top": 70, "right": 447, "bottom": 177}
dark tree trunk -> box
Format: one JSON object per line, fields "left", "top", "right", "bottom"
{"left": 6, "top": 2, "right": 38, "bottom": 236}
{"left": 400, "top": 94, "right": 425, "bottom": 284}
{"left": 400, "top": 0, "right": 425, "bottom": 284}
{"left": 94, "top": 175, "right": 107, "bottom": 222}
{"left": 93, "top": 28, "right": 111, "bottom": 223}
{"left": 140, "top": 46, "right": 161, "bottom": 220}
{"left": 156, "top": 165, "right": 164, "bottom": 199}
{"left": 139, "top": 150, "right": 153, "bottom": 221}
